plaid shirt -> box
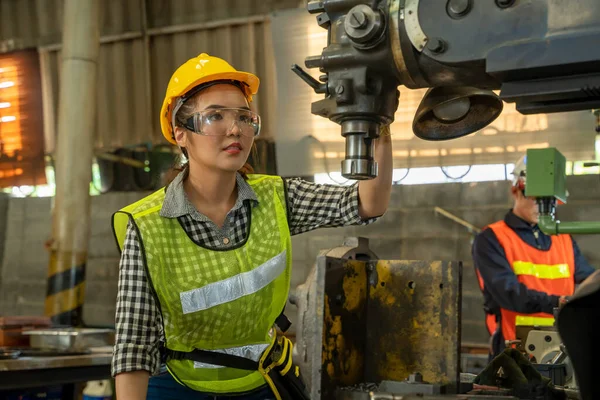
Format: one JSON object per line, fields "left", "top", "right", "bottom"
{"left": 112, "top": 171, "right": 378, "bottom": 377}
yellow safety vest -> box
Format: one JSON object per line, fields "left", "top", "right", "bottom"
{"left": 112, "top": 174, "right": 292, "bottom": 394}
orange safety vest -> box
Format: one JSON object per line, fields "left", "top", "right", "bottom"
{"left": 477, "top": 221, "right": 575, "bottom": 342}
{"left": 475, "top": 268, "right": 500, "bottom": 336}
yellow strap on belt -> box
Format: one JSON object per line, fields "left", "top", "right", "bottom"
{"left": 277, "top": 337, "right": 294, "bottom": 376}
{"left": 258, "top": 336, "right": 283, "bottom": 400}
{"left": 515, "top": 315, "right": 555, "bottom": 326}
{"left": 512, "top": 261, "right": 570, "bottom": 279}
{"left": 257, "top": 335, "right": 298, "bottom": 400}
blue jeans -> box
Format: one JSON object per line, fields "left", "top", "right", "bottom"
{"left": 147, "top": 372, "right": 276, "bottom": 400}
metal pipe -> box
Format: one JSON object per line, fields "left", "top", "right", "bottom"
{"left": 46, "top": 0, "right": 101, "bottom": 326}
{"left": 38, "top": 51, "right": 57, "bottom": 154}
{"left": 146, "top": 15, "right": 267, "bottom": 36}
{"left": 550, "top": 350, "right": 567, "bottom": 365}
{"left": 95, "top": 152, "right": 148, "bottom": 169}
{"left": 139, "top": 0, "right": 154, "bottom": 134}
{"left": 434, "top": 206, "right": 482, "bottom": 234}
{"left": 40, "top": 31, "right": 142, "bottom": 52}
{"left": 538, "top": 215, "right": 600, "bottom": 235}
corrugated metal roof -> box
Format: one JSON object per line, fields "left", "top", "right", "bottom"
{"left": 146, "top": 0, "right": 300, "bottom": 28}
{"left": 41, "top": 17, "right": 278, "bottom": 153}
{"left": 0, "top": 0, "right": 299, "bottom": 48}
{"left": 1, "top": 0, "right": 298, "bottom": 153}
{"left": 0, "top": 0, "right": 143, "bottom": 49}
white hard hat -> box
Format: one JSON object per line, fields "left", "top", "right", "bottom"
{"left": 511, "top": 155, "right": 527, "bottom": 187}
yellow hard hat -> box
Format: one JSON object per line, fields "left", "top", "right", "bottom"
{"left": 159, "top": 53, "right": 260, "bottom": 144}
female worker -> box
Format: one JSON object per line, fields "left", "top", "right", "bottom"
{"left": 111, "top": 53, "right": 393, "bottom": 399}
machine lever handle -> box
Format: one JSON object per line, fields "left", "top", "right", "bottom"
{"left": 291, "top": 64, "right": 328, "bottom": 94}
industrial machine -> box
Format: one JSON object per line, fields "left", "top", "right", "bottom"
{"left": 290, "top": 238, "right": 586, "bottom": 399}
{"left": 292, "top": 0, "right": 600, "bottom": 180}
{"left": 290, "top": 238, "right": 465, "bottom": 400}
{"left": 525, "top": 148, "right": 600, "bottom": 235}
{"left": 290, "top": 2, "right": 600, "bottom": 399}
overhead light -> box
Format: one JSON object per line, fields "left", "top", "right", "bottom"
{"left": 419, "top": 149, "right": 440, "bottom": 157}
{"left": 413, "top": 86, "right": 503, "bottom": 141}
{"left": 0, "top": 116, "right": 16, "bottom": 122}
{"left": 0, "top": 102, "right": 10, "bottom": 108}
{"left": 517, "top": 142, "right": 549, "bottom": 151}
{"left": 0, "top": 81, "right": 15, "bottom": 89}
{"left": 450, "top": 148, "right": 472, "bottom": 155}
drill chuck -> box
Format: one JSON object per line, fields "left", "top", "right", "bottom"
{"left": 341, "top": 120, "right": 379, "bottom": 180}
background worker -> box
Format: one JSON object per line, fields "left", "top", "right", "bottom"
{"left": 111, "top": 53, "right": 394, "bottom": 399}
{"left": 472, "top": 155, "right": 596, "bottom": 359}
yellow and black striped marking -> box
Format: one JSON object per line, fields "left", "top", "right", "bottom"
{"left": 45, "top": 250, "right": 86, "bottom": 326}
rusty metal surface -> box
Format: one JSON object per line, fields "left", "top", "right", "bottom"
{"left": 291, "top": 237, "right": 378, "bottom": 400}
{"left": 321, "top": 258, "right": 369, "bottom": 399}
{"left": 318, "top": 258, "right": 462, "bottom": 398}
{"left": 365, "top": 260, "right": 462, "bottom": 391}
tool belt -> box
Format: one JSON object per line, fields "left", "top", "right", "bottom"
{"left": 162, "top": 314, "right": 309, "bottom": 400}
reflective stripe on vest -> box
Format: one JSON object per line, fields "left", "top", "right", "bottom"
{"left": 192, "top": 342, "right": 271, "bottom": 369}
{"left": 486, "top": 220, "right": 575, "bottom": 342}
{"left": 515, "top": 315, "right": 555, "bottom": 327}
{"left": 181, "top": 250, "right": 287, "bottom": 314}
{"left": 512, "top": 261, "right": 571, "bottom": 280}
{"left": 112, "top": 174, "right": 292, "bottom": 394}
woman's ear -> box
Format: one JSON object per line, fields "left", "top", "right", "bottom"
{"left": 174, "top": 126, "right": 187, "bottom": 148}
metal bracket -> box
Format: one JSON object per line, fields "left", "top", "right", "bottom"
{"left": 525, "top": 330, "right": 561, "bottom": 363}
{"left": 402, "top": 0, "right": 428, "bottom": 52}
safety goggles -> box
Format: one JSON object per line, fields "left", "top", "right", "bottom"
{"left": 179, "top": 107, "right": 261, "bottom": 137}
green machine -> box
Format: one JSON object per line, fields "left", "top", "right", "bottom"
{"left": 525, "top": 148, "right": 600, "bottom": 235}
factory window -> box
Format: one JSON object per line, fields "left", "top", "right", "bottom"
{"left": 315, "top": 154, "right": 600, "bottom": 186}
{"left": 4, "top": 159, "right": 104, "bottom": 198}
{"left": 0, "top": 49, "right": 46, "bottom": 189}
{"left": 315, "top": 163, "right": 514, "bottom": 186}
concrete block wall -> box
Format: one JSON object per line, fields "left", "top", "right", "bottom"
{"left": 0, "top": 192, "right": 146, "bottom": 326}
{"left": 286, "top": 180, "right": 514, "bottom": 344}
{"left": 0, "top": 175, "right": 598, "bottom": 345}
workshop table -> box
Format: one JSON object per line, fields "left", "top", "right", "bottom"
{"left": 0, "top": 352, "right": 112, "bottom": 399}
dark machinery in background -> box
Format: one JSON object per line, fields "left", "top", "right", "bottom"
{"left": 93, "top": 138, "right": 277, "bottom": 192}
{"left": 293, "top": 0, "right": 600, "bottom": 180}
{"left": 290, "top": 238, "right": 593, "bottom": 400}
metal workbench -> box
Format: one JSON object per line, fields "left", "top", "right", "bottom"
{"left": 0, "top": 352, "right": 112, "bottom": 398}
